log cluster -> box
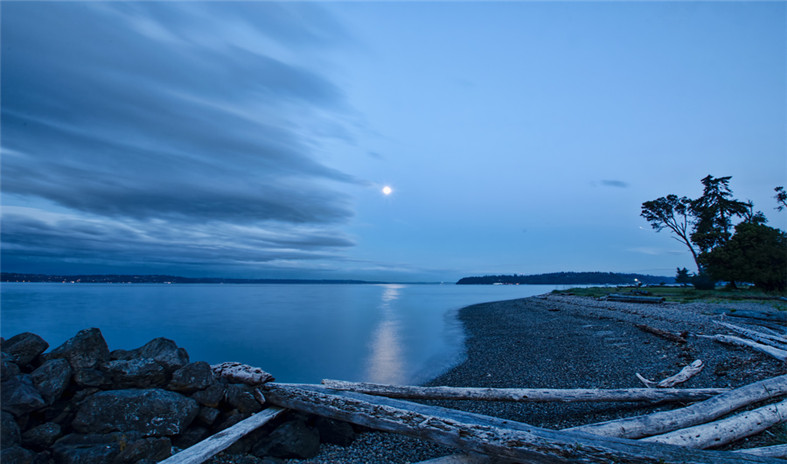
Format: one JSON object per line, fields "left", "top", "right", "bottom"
{"left": 701, "top": 320, "right": 787, "bottom": 362}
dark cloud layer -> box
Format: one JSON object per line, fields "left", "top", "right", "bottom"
{"left": 1, "top": 3, "right": 361, "bottom": 274}
{"left": 601, "top": 179, "right": 629, "bottom": 188}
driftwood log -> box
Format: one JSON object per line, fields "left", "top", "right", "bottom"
{"left": 714, "top": 321, "right": 787, "bottom": 350}
{"left": 702, "top": 334, "right": 787, "bottom": 361}
{"left": 567, "top": 373, "right": 787, "bottom": 438}
{"left": 262, "top": 383, "right": 782, "bottom": 464}
{"left": 606, "top": 294, "right": 666, "bottom": 304}
{"left": 635, "top": 323, "right": 687, "bottom": 344}
{"left": 636, "top": 359, "right": 704, "bottom": 388}
{"left": 159, "top": 406, "right": 286, "bottom": 464}
{"left": 317, "top": 379, "right": 727, "bottom": 403}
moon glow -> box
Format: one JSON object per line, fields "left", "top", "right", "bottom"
{"left": 382, "top": 186, "right": 393, "bottom": 196}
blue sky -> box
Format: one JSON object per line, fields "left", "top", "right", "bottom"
{"left": 2, "top": 2, "right": 785, "bottom": 282}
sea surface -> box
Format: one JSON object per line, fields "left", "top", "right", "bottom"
{"left": 1, "top": 283, "right": 565, "bottom": 384}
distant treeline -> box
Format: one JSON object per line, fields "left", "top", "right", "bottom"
{"left": 0, "top": 273, "right": 381, "bottom": 285}
{"left": 456, "top": 272, "right": 674, "bottom": 285}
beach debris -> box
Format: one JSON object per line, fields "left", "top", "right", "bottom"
{"left": 604, "top": 294, "right": 665, "bottom": 304}
{"left": 211, "top": 361, "right": 275, "bottom": 385}
{"left": 635, "top": 359, "right": 704, "bottom": 388}
{"left": 634, "top": 323, "right": 687, "bottom": 344}
{"left": 702, "top": 334, "right": 787, "bottom": 361}
{"left": 318, "top": 379, "right": 726, "bottom": 403}
{"left": 713, "top": 320, "right": 787, "bottom": 350}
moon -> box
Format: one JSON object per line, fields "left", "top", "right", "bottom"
{"left": 382, "top": 186, "right": 393, "bottom": 196}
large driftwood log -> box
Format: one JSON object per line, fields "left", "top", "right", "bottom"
{"left": 263, "top": 383, "right": 781, "bottom": 464}
{"left": 635, "top": 323, "right": 687, "bottom": 344}
{"left": 606, "top": 294, "right": 665, "bottom": 304}
{"left": 317, "top": 380, "right": 727, "bottom": 403}
{"left": 567, "top": 373, "right": 787, "bottom": 439}
{"left": 159, "top": 406, "right": 286, "bottom": 464}
{"left": 636, "top": 359, "right": 704, "bottom": 388}
{"left": 643, "top": 399, "right": 787, "bottom": 449}
{"left": 714, "top": 321, "right": 787, "bottom": 350}
{"left": 702, "top": 334, "right": 787, "bottom": 361}
{"left": 736, "top": 444, "right": 787, "bottom": 458}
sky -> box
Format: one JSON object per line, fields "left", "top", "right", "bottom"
{"left": 1, "top": 1, "right": 785, "bottom": 282}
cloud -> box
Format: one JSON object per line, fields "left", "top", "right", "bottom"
{"left": 1, "top": 3, "right": 362, "bottom": 274}
{"left": 600, "top": 179, "right": 629, "bottom": 188}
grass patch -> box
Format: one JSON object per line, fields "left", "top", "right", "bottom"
{"left": 553, "top": 286, "right": 787, "bottom": 307}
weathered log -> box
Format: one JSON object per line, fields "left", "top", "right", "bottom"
{"left": 736, "top": 444, "right": 787, "bottom": 458}
{"left": 263, "top": 383, "right": 781, "bottom": 463}
{"left": 636, "top": 359, "right": 704, "bottom": 388}
{"left": 415, "top": 454, "right": 502, "bottom": 464}
{"left": 318, "top": 379, "right": 727, "bottom": 403}
{"left": 635, "top": 323, "right": 686, "bottom": 344}
{"left": 606, "top": 294, "right": 666, "bottom": 304}
{"left": 643, "top": 399, "right": 787, "bottom": 449}
{"left": 566, "top": 373, "right": 787, "bottom": 439}
{"left": 159, "top": 406, "right": 286, "bottom": 464}
{"left": 211, "top": 362, "right": 275, "bottom": 385}
{"left": 713, "top": 321, "right": 787, "bottom": 350}
{"left": 702, "top": 334, "right": 787, "bottom": 361}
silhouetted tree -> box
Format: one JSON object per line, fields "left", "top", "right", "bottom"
{"left": 675, "top": 267, "right": 692, "bottom": 286}
{"left": 689, "top": 175, "right": 749, "bottom": 254}
{"left": 776, "top": 186, "right": 787, "bottom": 212}
{"left": 641, "top": 195, "right": 700, "bottom": 271}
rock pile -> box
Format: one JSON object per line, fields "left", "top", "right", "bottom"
{"left": 1, "top": 328, "right": 357, "bottom": 463}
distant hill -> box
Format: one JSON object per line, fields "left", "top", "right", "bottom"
{"left": 456, "top": 272, "right": 674, "bottom": 286}
{"left": 0, "top": 273, "right": 382, "bottom": 285}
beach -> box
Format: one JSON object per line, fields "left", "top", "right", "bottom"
{"left": 278, "top": 293, "right": 786, "bottom": 464}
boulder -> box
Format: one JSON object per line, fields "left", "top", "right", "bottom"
{"left": 191, "top": 383, "right": 226, "bottom": 407}
{"left": 172, "top": 425, "right": 210, "bottom": 449}
{"left": 44, "top": 328, "right": 109, "bottom": 370}
{"left": 0, "top": 446, "right": 36, "bottom": 464}
{"left": 168, "top": 361, "right": 215, "bottom": 393}
{"left": 1, "top": 374, "right": 46, "bottom": 417}
{"left": 51, "top": 433, "right": 128, "bottom": 464}
{"left": 73, "top": 368, "right": 111, "bottom": 388}
{"left": 251, "top": 420, "right": 320, "bottom": 459}
{"left": 2, "top": 333, "right": 49, "bottom": 367}
{"left": 197, "top": 406, "right": 220, "bottom": 426}
{"left": 314, "top": 417, "right": 356, "bottom": 446}
{"left": 72, "top": 388, "right": 198, "bottom": 436}
{"left": 1, "top": 411, "right": 21, "bottom": 449}
{"left": 31, "top": 358, "right": 72, "bottom": 405}
{"left": 115, "top": 436, "right": 172, "bottom": 463}
{"left": 112, "top": 338, "right": 189, "bottom": 373}
{"left": 22, "top": 422, "right": 62, "bottom": 450}
{"left": 225, "top": 384, "right": 263, "bottom": 414}
{"left": 2, "top": 352, "right": 21, "bottom": 381}
{"left": 104, "top": 358, "right": 167, "bottom": 388}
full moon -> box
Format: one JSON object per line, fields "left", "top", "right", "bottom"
{"left": 382, "top": 186, "right": 393, "bottom": 196}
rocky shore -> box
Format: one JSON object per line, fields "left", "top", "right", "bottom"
{"left": 3, "top": 293, "right": 785, "bottom": 464}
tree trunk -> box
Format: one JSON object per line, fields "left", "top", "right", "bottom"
{"left": 262, "top": 383, "right": 781, "bottom": 464}
{"left": 317, "top": 380, "right": 726, "bottom": 403}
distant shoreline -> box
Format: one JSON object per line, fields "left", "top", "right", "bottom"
{"left": 0, "top": 273, "right": 439, "bottom": 285}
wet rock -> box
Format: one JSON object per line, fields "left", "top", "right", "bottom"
{"left": 72, "top": 388, "right": 198, "bottom": 436}
{"left": 111, "top": 338, "right": 189, "bottom": 373}
{"left": 31, "top": 358, "right": 72, "bottom": 405}
{"left": 225, "top": 384, "right": 263, "bottom": 414}
{"left": 2, "top": 374, "right": 46, "bottom": 417}
{"left": 44, "top": 328, "right": 109, "bottom": 370}
{"left": 168, "top": 361, "right": 215, "bottom": 393}
{"left": 51, "top": 433, "right": 128, "bottom": 464}
{"left": 197, "top": 406, "right": 220, "bottom": 426}
{"left": 2, "top": 352, "right": 21, "bottom": 381}
{"left": 251, "top": 420, "right": 320, "bottom": 459}
{"left": 2, "top": 333, "right": 49, "bottom": 367}
{"left": 0, "top": 446, "right": 36, "bottom": 464}
{"left": 191, "top": 383, "right": 225, "bottom": 407}
{"left": 314, "top": 417, "right": 356, "bottom": 446}
{"left": 1, "top": 411, "right": 21, "bottom": 449}
{"left": 22, "top": 422, "right": 62, "bottom": 450}
{"left": 73, "top": 368, "right": 111, "bottom": 388}
{"left": 105, "top": 358, "right": 167, "bottom": 388}
{"left": 173, "top": 425, "right": 210, "bottom": 449}
{"left": 115, "top": 436, "right": 172, "bottom": 463}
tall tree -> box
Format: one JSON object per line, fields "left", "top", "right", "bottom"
{"left": 689, "top": 175, "right": 749, "bottom": 254}
{"left": 641, "top": 195, "right": 700, "bottom": 271}
{"left": 776, "top": 186, "right": 787, "bottom": 212}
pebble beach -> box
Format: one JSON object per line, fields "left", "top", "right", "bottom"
{"left": 281, "top": 293, "right": 786, "bottom": 464}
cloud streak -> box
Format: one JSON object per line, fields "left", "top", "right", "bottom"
{"left": 1, "top": 3, "right": 361, "bottom": 274}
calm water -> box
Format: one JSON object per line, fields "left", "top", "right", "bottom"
{"left": 1, "top": 283, "right": 563, "bottom": 384}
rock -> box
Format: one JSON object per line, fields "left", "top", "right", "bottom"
{"left": 72, "top": 388, "right": 199, "bottom": 436}
{"left": 31, "top": 358, "right": 72, "bottom": 405}
{"left": 251, "top": 420, "right": 320, "bottom": 459}
{"left": 21, "top": 422, "right": 61, "bottom": 450}
{"left": 1, "top": 374, "right": 46, "bottom": 417}
{"left": 191, "top": 383, "right": 225, "bottom": 407}
{"left": 1, "top": 411, "right": 21, "bottom": 449}
{"left": 225, "top": 384, "right": 263, "bottom": 414}
{"left": 172, "top": 425, "right": 210, "bottom": 449}
{"left": 112, "top": 338, "right": 189, "bottom": 373}
{"left": 115, "top": 436, "right": 172, "bottom": 463}
{"left": 44, "top": 328, "right": 109, "bottom": 370}
{"left": 104, "top": 358, "right": 167, "bottom": 388}
{"left": 212, "top": 362, "right": 274, "bottom": 385}
{"left": 0, "top": 446, "right": 36, "bottom": 464}
{"left": 51, "top": 433, "right": 129, "bottom": 464}
{"left": 197, "top": 406, "right": 220, "bottom": 426}
{"left": 2, "top": 333, "right": 49, "bottom": 367}
{"left": 2, "top": 352, "right": 21, "bottom": 381}
{"left": 72, "top": 368, "right": 111, "bottom": 388}
{"left": 314, "top": 417, "right": 356, "bottom": 446}
{"left": 168, "top": 361, "right": 215, "bottom": 393}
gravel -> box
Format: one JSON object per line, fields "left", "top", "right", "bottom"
{"left": 223, "top": 293, "right": 787, "bottom": 464}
